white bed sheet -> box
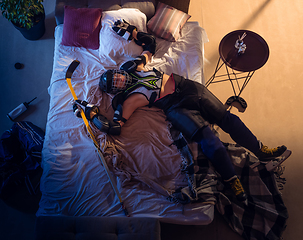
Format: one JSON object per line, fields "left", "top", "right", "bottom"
{"left": 37, "top": 11, "right": 214, "bottom": 225}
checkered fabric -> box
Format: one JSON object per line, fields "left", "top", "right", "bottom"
{"left": 216, "top": 143, "right": 288, "bottom": 240}
{"left": 169, "top": 127, "right": 288, "bottom": 240}
{"left": 168, "top": 127, "right": 218, "bottom": 205}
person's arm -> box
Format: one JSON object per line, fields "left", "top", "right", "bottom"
{"left": 119, "top": 93, "right": 149, "bottom": 127}
{"left": 131, "top": 29, "right": 153, "bottom": 71}
{"left": 134, "top": 51, "right": 152, "bottom": 71}
{"left": 112, "top": 28, "right": 155, "bottom": 126}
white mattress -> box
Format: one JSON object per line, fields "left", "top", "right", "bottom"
{"left": 37, "top": 9, "right": 214, "bottom": 225}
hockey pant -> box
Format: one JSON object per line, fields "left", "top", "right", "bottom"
{"left": 159, "top": 74, "right": 260, "bottom": 180}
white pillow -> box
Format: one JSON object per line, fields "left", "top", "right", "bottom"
{"left": 99, "top": 8, "right": 147, "bottom": 66}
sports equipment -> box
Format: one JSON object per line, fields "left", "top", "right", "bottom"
{"left": 226, "top": 176, "right": 248, "bottom": 204}
{"left": 256, "top": 143, "right": 287, "bottom": 160}
{"left": 112, "top": 19, "right": 137, "bottom": 40}
{"left": 251, "top": 149, "right": 292, "bottom": 172}
{"left": 99, "top": 69, "right": 135, "bottom": 94}
{"left": 113, "top": 104, "right": 127, "bottom": 123}
{"left": 155, "top": 74, "right": 227, "bottom": 140}
{"left": 265, "top": 150, "right": 292, "bottom": 171}
{"left": 66, "top": 60, "right": 129, "bottom": 216}
{"left": 111, "top": 69, "right": 163, "bottom": 110}
{"left": 112, "top": 19, "right": 157, "bottom": 54}
{"left": 73, "top": 100, "right": 121, "bottom": 135}
{"left": 73, "top": 100, "right": 99, "bottom": 120}
{"left": 120, "top": 55, "right": 147, "bottom": 73}
{"left": 91, "top": 115, "right": 122, "bottom": 135}
{"left": 135, "top": 32, "right": 157, "bottom": 55}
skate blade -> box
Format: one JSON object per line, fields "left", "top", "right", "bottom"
{"left": 265, "top": 149, "right": 292, "bottom": 172}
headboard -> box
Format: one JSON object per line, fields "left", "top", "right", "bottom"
{"left": 55, "top": 0, "right": 191, "bottom": 25}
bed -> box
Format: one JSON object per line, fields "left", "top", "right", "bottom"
{"left": 35, "top": 1, "right": 289, "bottom": 239}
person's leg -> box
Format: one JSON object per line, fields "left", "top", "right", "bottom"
{"left": 218, "top": 111, "right": 260, "bottom": 153}
{"left": 194, "top": 126, "right": 236, "bottom": 180}
{"left": 193, "top": 126, "right": 247, "bottom": 202}
{"left": 218, "top": 111, "right": 287, "bottom": 159}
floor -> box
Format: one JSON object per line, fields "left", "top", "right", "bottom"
{"left": 0, "top": 1, "right": 56, "bottom": 239}
{"left": 1, "top": 0, "right": 302, "bottom": 239}
{"left": 195, "top": 1, "right": 303, "bottom": 240}
{"left": 0, "top": 0, "right": 57, "bottom": 134}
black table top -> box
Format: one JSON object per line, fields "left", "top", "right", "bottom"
{"left": 219, "top": 30, "right": 269, "bottom": 72}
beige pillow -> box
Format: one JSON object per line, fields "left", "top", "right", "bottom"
{"left": 147, "top": 2, "right": 191, "bottom": 42}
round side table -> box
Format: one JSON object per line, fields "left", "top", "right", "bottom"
{"left": 206, "top": 30, "right": 269, "bottom": 112}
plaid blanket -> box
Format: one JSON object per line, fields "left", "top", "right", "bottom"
{"left": 216, "top": 143, "right": 288, "bottom": 240}
{"left": 169, "top": 129, "right": 288, "bottom": 240}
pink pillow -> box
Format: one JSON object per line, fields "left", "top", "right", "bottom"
{"left": 147, "top": 2, "right": 191, "bottom": 42}
{"left": 61, "top": 6, "right": 102, "bottom": 49}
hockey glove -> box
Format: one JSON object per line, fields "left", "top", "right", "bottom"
{"left": 112, "top": 19, "right": 137, "bottom": 40}
{"left": 120, "top": 55, "right": 147, "bottom": 73}
{"left": 135, "top": 32, "right": 157, "bottom": 55}
{"left": 73, "top": 100, "right": 99, "bottom": 120}
{"left": 92, "top": 115, "right": 121, "bottom": 135}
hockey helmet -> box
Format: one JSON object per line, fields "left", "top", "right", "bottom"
{"left": 99, "top": 69, "right": 134, "bottom": 94}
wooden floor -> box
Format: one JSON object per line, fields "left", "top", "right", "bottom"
{"left": 189, "top": 1, "right": 303, "bottom": 239}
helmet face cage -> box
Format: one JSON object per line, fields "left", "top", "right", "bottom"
{"left": 99, "top": 70, "right": 133, "bottom": 94}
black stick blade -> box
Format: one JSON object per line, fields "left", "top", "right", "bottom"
{"left": 66, "top": 60, "right": 80, "bottom": 79}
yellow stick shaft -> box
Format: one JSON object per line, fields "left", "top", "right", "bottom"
{"left": 66, "top": 76, "right": 127, "bottom": 211}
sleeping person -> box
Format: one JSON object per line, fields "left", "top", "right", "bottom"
{"left": 73, "top": 20, "right": 289, "bottom": 203}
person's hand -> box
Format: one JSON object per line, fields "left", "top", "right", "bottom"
{"left": 73, "top": 100, "right": 99, "bottom": 120}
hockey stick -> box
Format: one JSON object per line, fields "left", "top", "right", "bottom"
{"left": 66, "top": 60, "right": 130, "bottom": 217}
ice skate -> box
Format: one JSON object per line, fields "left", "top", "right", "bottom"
{"left": 256, "top": 143, "right": 287, "bottom": 160}
{"left": 226, "top": 176, "right": 248, "bottom": 204}
{"left": 252, "top": 143, "right": 291, "bottom": 172}
{"left": 264, "top": 149, "right": 292, "bottom": 172}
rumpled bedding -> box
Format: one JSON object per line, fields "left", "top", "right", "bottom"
{"left": 37, "top": 8, "right": 288, "bottom": 238}
{"left": 37, "top": 9, "right": 215, "bottom": 225}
